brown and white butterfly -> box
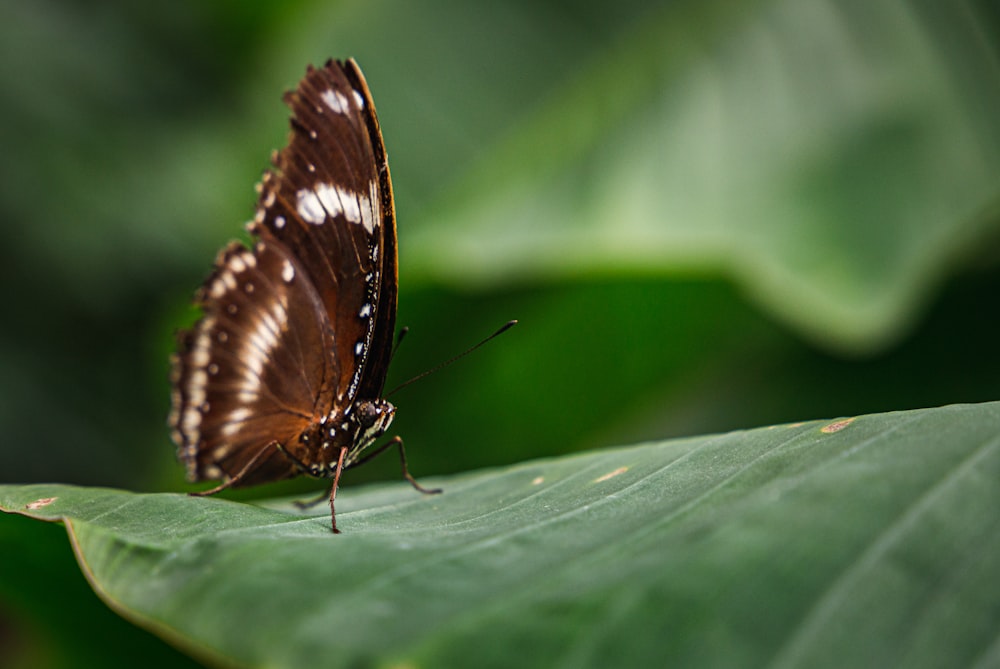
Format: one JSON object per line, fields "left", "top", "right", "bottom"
{"left": 169, "top": 59, "right": 438, "bottom": 533}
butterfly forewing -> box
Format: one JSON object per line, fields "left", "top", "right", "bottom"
{"left": 170, "top": 59, "right": 397, "bottom": 489}
{"left": 340, "top": 62, "right": 398, "bottom": 400}
{"left": 252, "top": 60, "right": 394, "bottom": 403}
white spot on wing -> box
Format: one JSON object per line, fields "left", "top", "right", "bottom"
{"left": 237, "top": 389, "right": 258, "bottom": 403}
{"left": 321, "top": 89, "right": 351, "bottom": 114}
{"left": 311, "top": 182, "right": 371, "bottom": 229}
{"left": 194, "top": 327, "right": 213, "bottom": 354}
{"left": 190, "top": 346, "right": 209, "bottom": 367}
{"left": 359, "top": 303, "right": 371, "bottom": 318}
{"left": 231, "top": 290, "right": 290, "bottom": 412}
{"left": 209, "top": 278, "right": 226, "bottom": 298}
{"left": 352, "top": 89, "right": 365, "bottom": 109}
{"left": 315, "top": 183, "right": 344, "bottom": 219}
{"left": 296, "top": 189, "right": 325, "bottom": 224}
{"left": 275, "top": 215, "right": 286, "bottom": 229}
{"left": 341, "top": 189, "right": 362, "bottom": 225}
{"left": 368, "top": 179, "right": 381, "bottom": 231}
{"left": 356, "top": 188, "right": 373, "bottom": 234}
{"left": 181, "top": 404, "right": 201, "bottom": 446}
{"left": 282, "top": 260, "right": 294, "bottom": 283}
{"left": 190, "top": 370, "right": 208, "bottom": 399}
{"left": 244, "top": 328, "right": 271, "bottom": 376}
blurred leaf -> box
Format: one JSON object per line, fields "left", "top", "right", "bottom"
{"left": 380, "top": 270, "right": 1000, "bottom": 481}
{"left": 0, "top": 511, "right": 202, "bottom": 669}
{"left": 3, "top": 400, "right": 999, "bottom": 668}
{"left": 400, "top": 0, "right": 1000, "bottom": 353}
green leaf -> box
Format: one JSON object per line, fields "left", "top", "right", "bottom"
{"left": 3, "top": 401, "right": 999, "bottom": 668}
{"left": 393, "top": 0, "right": 1000, "bottom": 353}
{"left": 0, "top": 513, "right": 204, "bottom": 669}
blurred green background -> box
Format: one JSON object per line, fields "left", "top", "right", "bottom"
{"left": 1, "top": 0, "right": 999, "bottom": 665}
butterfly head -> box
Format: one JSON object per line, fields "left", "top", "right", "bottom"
{"left": 289, "top": 398, "right": 395, "bottom": 477}
{"left": 352, "top": 398, "right": 396, "bottom": 450}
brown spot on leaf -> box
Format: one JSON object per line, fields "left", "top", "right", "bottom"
{"left": 821, "top": 418, "right": 855, "bottom": 434}
{"left": 595, "top": 466, "right": 628, "bottom": 483}
{"left": 25, "top": 497, "right": 57, "bottom": 510}
{"left": 531, "top": 476, "right": 544, "bottom": 485}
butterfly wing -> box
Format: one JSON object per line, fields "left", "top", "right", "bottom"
{"left": 251, "top": 59, "right": 397, "bottom": 406}
{"left": 171, "top": 59, "right": 397, "bottom": 486}
{"left": 340, "top": 60, "right": 398, "bottom": 400}
{"left": 170, "top": 240, "right": 336, "bottom": 485}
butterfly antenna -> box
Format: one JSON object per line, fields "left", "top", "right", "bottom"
{"left": 386, "top": 320, "right": 517, "bottom": 397}
{"left": 389, "top": 326, "right": 410, "bottom": 365}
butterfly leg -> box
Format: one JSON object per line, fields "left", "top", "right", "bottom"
{"left": 353, "top": 435, "right": 443, "bottom": 495}
{"left": 292, "top": 489, "right": 329, "bottom": 510}
{"left": 328, "top": 446, "right": 349, "bottom": 534}
{"left": 188, "top": 441, "right": 279, "bottom": 497}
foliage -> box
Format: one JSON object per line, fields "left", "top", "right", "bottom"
{"left": 1, "top": 0, "right": 999, "bottom": 666}
{"left": 4, "top": 402, "right": 1000, "bottom": 668}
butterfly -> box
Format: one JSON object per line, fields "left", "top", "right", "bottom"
{"left": 169, "top": 59, "right": 439, "bottom": 533}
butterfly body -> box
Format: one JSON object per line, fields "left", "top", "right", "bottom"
{"left": 282, "top": 398, "right": 397, "bottom": 478}
{"left": 169, "top": 59, "right": 422, "bottom": 531}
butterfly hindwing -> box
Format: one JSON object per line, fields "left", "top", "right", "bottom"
{"left": 170, "top": 239, "right": 336, "bottom": 484}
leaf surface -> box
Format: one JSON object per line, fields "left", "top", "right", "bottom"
{"left": 3, "top": 401, "right": 999, "bottom": 668}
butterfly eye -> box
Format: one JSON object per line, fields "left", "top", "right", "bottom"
{"left": 357, "top": 402, "right": 380, "bottom": 428}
